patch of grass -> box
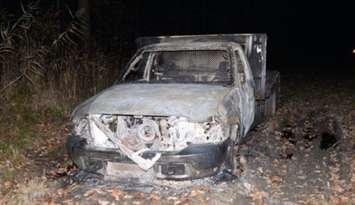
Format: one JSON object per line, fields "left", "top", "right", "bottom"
{"left": 45, "top": 145, "right": 65, "bottom": 159}
{"left": 43, "top": 106, "right": 66, "bottom": 122}
{"left": 1, "top": 168, "right": 15, "bottom": 181}
{"left": 0, "top": 125, "right": 34, "bottom": 161}
{"left": 0, "top": 92, "right": 36, "bottom": 161}
{"left": 0, "top": 167, "right": 16, "bottom": 194}
{"left": 0, "top": 87, "right": 69, "bottom": 163}
{"left": 0, "top": 87, "right": 71, "bottom": 199}
{"left": 0, "top": 144, "right": 25, "bottom": 164}
{"left": 12, "top": 177, "right": 49, "bottom": 205}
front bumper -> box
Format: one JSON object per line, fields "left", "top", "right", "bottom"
{"left": 67, "top": 135, "right": 229, "bottom": 180}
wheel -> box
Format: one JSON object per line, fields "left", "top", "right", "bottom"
{"left": 66, "top": 135, "right": 103, "bottom": 171}
{"left": 270, "top": 91, "right": 277, "bottom": 115}
{"left": 265, "top": 89, "right": 277, "bottom": 118}
{"left": 225, "top": 124, "right": 242, "bottom": 176}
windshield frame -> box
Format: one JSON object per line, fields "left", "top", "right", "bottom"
{"left": 121, "top": 46, "right": 236, "bottom": 86}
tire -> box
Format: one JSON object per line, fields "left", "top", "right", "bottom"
{"left": 66, "top": 135, "right": 102, "bottom": 170}
{"left": 225, "top": 125, "right": 241, "bottom": 176}
{"left": 265, "top": 90, "right": 277, "bottom": 118}
{"left": 270, "top": 91, "right": 277, "bottom": 115}
{"left": 265, "top": 71, "right": 280, "bottom": 118}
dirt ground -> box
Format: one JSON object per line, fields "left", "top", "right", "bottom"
{"left": 1, "top": 70, "right": 354, "bottom": 205}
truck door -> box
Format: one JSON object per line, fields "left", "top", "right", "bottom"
{"left": 234, "top": 48, "right": 255, "bottom": 136}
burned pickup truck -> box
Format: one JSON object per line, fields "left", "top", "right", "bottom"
{"left": 67, "top": 34, "right": 280, "bottom": 181}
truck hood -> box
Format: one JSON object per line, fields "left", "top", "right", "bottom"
{"left": 72, "top": 83, "right": 231, "bottom": 122}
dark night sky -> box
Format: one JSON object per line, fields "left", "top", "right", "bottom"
{"left": 138, "top": 0, "right": 355, "bottom": 68}
{"left": 1, "top": 0, "right": 355, "bottom": 68}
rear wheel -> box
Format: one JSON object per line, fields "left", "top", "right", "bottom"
{"left": 269, "top": 91, "right": 277, "bottom": 115}
{"left": 265, "top": 71, "right": 280, "bottom": 118}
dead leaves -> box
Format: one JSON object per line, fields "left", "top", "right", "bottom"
{"left": 250, "top": 191, "right": 268, "bottom": 205}
{"left": 83, "top": 188, "right": 97, "bottom": 197}
{"left": 269, "top": 175, "right": 282, "bottom": 185}
{"left": 149, "top": 192, "right": 160, "bottom": 201}
{"left": 108, "top": 188, "right": 123, "bottom": 201}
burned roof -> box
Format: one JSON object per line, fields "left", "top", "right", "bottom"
{"left": 139, "top": 41, "right": 243, "bottom": 52}
{"left": 136, "top": 33, "right": 266, "bottom": 53}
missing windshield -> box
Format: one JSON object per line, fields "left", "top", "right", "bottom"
{"left": 150, "top": 50, "right": 232, "bottom": 84}
{"left": 123, "top": 50, "right": 233, "bottom": 85}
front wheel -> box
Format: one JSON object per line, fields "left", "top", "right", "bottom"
{"left": 225, "top": 124, "right": 242, "bottom": 176}
{"left": 66, "top": 135, "right": 103, "bottom": 171}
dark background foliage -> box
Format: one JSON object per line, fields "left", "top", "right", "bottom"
{"left": 1, "top": 0, "right": 353, "bottom": 106}
{"left": 0, "top": 0, "right": 353, "bottom": 118}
